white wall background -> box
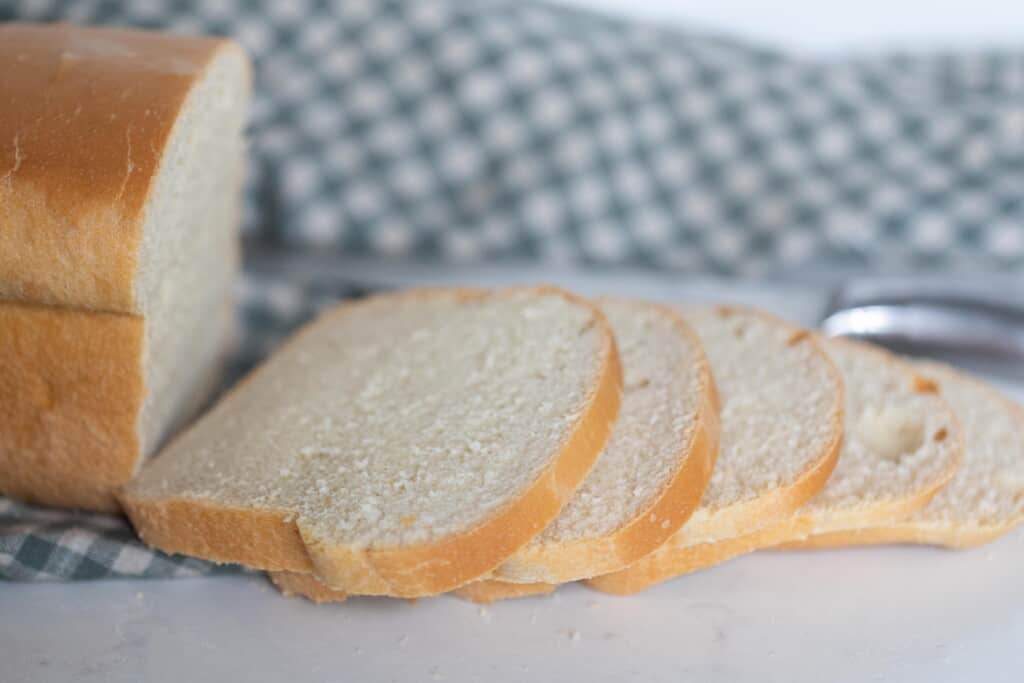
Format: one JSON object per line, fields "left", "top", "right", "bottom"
{"left": 560, "top": 0, "right": 1024, "bottom": 55}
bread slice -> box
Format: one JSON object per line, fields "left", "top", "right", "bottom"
{"left": 591, "top": 338, "right": 964, "bottom": 595}
{"left": 0, "top": 24, "right": 249, "bottom": 511}
{"left": 790, "top": 360, "right": 1020, "bottom": 549}
{"left": 268, "top": 297, "right": 718, "bottom": 604}
{"left": 121, "top": 287, "right": 623, "bottom": 598}
{"left": 764, "top": 340, "right": 963, "bottom": 538}
{"left": 487, "top": 298, "right": 718, "bottom": 582}
{"left": 586, "top": 306, "right": 844, "bottom": 595}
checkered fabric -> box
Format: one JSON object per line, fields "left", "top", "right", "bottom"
{"left": 1, "top": 274, "right": 375, "bottom": 581}
{"left": 3, "top": 0, "right": 1023, "bottom": 275}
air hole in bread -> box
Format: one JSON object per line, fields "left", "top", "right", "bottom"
{"left": 858, "top": 406, "right": 925, "bottom": 462}
{"left": 934, "top": 427, "right": 948, "bottom": 442}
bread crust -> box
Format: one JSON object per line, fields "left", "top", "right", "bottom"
{"left": 453, "top": 579, "right": 556, "bottom": 604}
{"left": 585, "top": 432, "right": 840, "bottom": 595}
{"left": 0, "top": 23, "right": 244, "bottom": 313}
{"left": 121, "top": 286, "right": 624, "bottom": 598}
{"left": 489, "top": 300, "right": 721, "bottom": 584}
{"left": 0, "top": 25, "right": 247, "bottom": 511}
{"left": 269, "top": 571, "right": 349, "bottom": 604}
{"left": 584, "top": 309, "right": 845, "bottom": 595}
{"left": 0, "top": 302, "right": 144, "bottom": 511}
{"left": 266, "top": 571, "right": 560, "bottom": 605}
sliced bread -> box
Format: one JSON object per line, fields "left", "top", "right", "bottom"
{"left": 792, "top": 360, "right": 1020, "bottom": 549}
{"left": 0, "top": 24, "right": 249, "bottom": 511}
{"left": 586, "top": 306, "right": 844, "bottom": 596}
{"left": 271, "top": 297, "right": 719, "bottom": 603}
{"left": 121, "top": 287, "right": 622, "bottom": 598}
{"left": 486, "top": 298, "right": 719, "bottom": 583}
{"left": 765, "top": 340, "right": 963, "bottom": 538}
{"left": 591, "top": 339, "right": 964, "bottom": 595}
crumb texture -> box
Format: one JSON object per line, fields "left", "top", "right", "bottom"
{"left": 136, "top": 45, "right": 248, "bottom": 458}
{"left": 684, "top": 307, "right": 841, "bottom": 518}
{"left": 530, "top": 299, "right": 702, "bottom": 544}
{"left": 908, "top": 361, "right": 1024, "bottom": 528}
{"left": 802, "top": 341, "right": 960, "bottom": 513}
{"left": 126, "top": 289, "right": 607, "bottom": 549}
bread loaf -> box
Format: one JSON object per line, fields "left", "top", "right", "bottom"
{"left": 0, "top": 24, "right": 250, "bottom": 511}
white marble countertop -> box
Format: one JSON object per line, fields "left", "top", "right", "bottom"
{"left": 4, "top": 269, "right": 1023, "bottom": 683}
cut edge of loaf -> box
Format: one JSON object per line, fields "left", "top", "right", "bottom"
{"left": 135, "top": 40, "right": 250, "bottom": 461}
{"left": 121, "top": 286, "right": 623, "bottom": 598}
{"left": 490, "top": 299, "right": 721, "bottom": 584}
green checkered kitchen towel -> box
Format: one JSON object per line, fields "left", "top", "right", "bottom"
{"left": 1, "top": 274, "right": 377, "bottom": 581}
{"left": 4, "top": 0, "right": 1023, "bottom": 274}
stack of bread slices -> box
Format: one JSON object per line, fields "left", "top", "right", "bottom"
{"left": 117, "top": 286, "right": 1024, "bottom": 603}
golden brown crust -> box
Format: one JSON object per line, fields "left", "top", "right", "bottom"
{"left": 0, "top": 23, "right": 241, "bottom": 313}
{"left": 268, "top": 571, "right": 559, "bottom": 605}
{"left": 586, "top": 520, "right": 810, "bottom": 595}
{"left": 0, "top": 302, "right": 144, "bottom": 511}
{"left": 0, "top": 25, "right": 246, "bottom": 511}
{"left": 121, "top": 286, "right": 623, "bottom": 598}
{"left": 491, "top": 301, "right": 720, "bottom": 584}
{"left": 269, "top": 571, "right": 349, "bottom": 604}
{"left": 453, "top": 579, "right": 556, "bottom": 604}
{"left": 779, "top": 521, "right": 1013, "bottom": 550}
{"left": 584, "top": 429, "right": 841, "bottom": 595}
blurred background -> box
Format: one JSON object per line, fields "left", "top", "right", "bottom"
{"left": 3, "top": 0, "right": 1021, "bottom": 281}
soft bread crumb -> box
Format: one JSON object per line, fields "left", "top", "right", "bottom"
{"left": 527, "top": 300, "right": 702, "bottom": 543}
{"left": 801, "top": 341, "right": 961, "bottom": 513}
{"left": 907, "top": 361, "right": 1024, "bottom": 529}
{"left": 680, "top": 307, "right": 841, "bottom": 516}
{"left": 124, "top": 289, "right": 610, "bottom": 550}
{"left": 135, "top": 45, "right": 248, "bottom": 457}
